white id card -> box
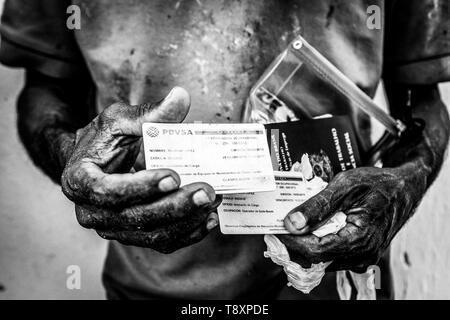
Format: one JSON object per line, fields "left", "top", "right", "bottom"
{"left": 218, "top": 171, "right": 327, "bottom": 234}
{"left": 142, "top": 123, "right": 276, "bottom": 194}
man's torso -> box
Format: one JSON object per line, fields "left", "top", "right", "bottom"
{"left": 72, "top": 0, "right": 384, "bottom": 299}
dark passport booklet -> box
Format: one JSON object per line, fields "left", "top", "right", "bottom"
{"left": 264, "top": 116, "right": 361, "bottom": 182}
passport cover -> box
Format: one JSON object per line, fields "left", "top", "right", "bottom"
{"left": 264, "top": 116, "right": 361, "bottom": 182}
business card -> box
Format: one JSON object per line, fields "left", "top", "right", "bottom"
{"left": 142, "top": 123, "right": 276, "bottom": 194}
{"left": 218, "top": 171, "right": 327, "bottom": 234}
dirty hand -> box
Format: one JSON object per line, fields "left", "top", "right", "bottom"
{"left": 278, "top": 166, "right": 423, "bottom": 272}
{"left": 61, "top": 87, "right": 221, "bottom": 253}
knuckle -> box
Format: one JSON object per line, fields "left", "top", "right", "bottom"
{"left": 104, "top": 102, "right": 129, "bottom": 116}
{"left": 91, "top": 180, "right": 107, "bottom": 199}
{"left": 75, "top": 206, "right": 94, "bottom": 228}
{"left": 299, "top": 195, "right": 328, "bottom": 222}
{"left": 88, "top": 178, "right": 111, "bottom": 206}
{"left": 120, "top": 207, "right": 141, "bottom": 226}
{"left": 333, "top": 170, "right": 348, "bottom": 182}
{"left": 61, "top": 176, "right": 74, "bottom": 200}
{"left": 152, "top": 197, "right": 178, "bottom": 218}
{"left": 334, "top": 168, "right": 368, "bottom": 185}
{"left": 313, "top": 194, "right": 330, "bottom": 214}
{"left": 61, "top": 165, "right": 83, "bottom": 201}
{"left": 137, "top": 102, "right": 154, "bottom": 118}
{"left": 99, "top": 102, "right": 130, "bottom": 131}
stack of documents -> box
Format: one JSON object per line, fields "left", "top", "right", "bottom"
{"left": 143, "top": 117, "right": 361, "bottom": 235}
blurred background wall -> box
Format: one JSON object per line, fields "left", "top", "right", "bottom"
{"left": 0, "top": 1, "right": 449, "bottom": 300}
{"left": 0, "top": 64, "right": 107, "bottom": 299}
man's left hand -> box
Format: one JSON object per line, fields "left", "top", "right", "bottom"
{"left": 278, "top": 166, "right": 422, "bottom": 272}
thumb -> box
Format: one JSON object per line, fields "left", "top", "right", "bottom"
{"left": 140, "top": 86, "right": 191, "bottom": 124}
{"left": 284, "top": 187, "right": 338, "bottom": 235}
{"left": 118, "top": 87, "right": 191, "bottom": 136}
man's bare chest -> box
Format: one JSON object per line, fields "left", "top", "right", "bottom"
{"left": 73, "top": 0, "right": 307, "bottom": 121}
{"left": 72, "top": 0, "right": 381, "bottom": 131}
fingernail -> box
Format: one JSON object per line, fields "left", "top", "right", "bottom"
{"left": 163, "top": 88, "right": 176, "bottom": 102}
{"left": 158, "top": 176, "right": 178, "bottom": 192}
{"left": 193, "top": 189, "right": 213, "bottom": 206}
{"left": 289, "top": 212, "right": 306, "bottom": 230}
{"left": 206, "top": 218, "right": 219, "bottom": 230}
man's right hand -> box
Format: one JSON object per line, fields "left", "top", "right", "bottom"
{"left": 61, "top": 87, "right": 221, "bottom": 253}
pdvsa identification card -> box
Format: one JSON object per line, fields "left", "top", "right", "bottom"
{"left": 142, "top": 123, "right": 276, "bottom": 194}
{"left": 218, "top": 171, "right": 327, "bottom": 234}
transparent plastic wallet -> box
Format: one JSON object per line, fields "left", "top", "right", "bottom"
{"left": 243, "top": 35, "right": 422, "bottom": 164}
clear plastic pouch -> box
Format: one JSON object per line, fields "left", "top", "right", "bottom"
{"left": 244, "top": 35, "right": 406, "bottom": 137}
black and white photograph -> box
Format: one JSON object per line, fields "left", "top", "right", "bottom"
{"left": 0, "top": 0, "right": 449, "bottom": 306}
